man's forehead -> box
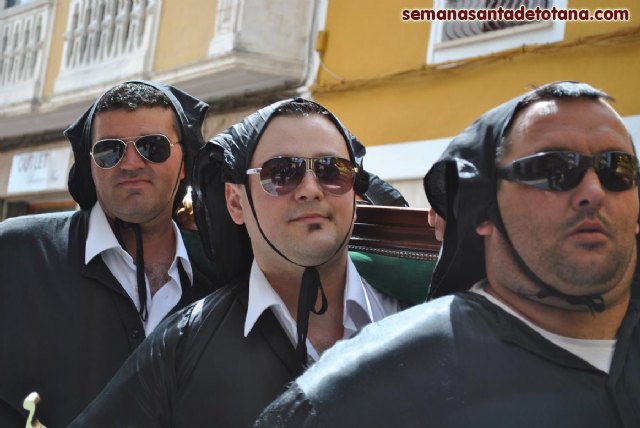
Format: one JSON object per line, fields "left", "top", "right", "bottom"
{"left": 261, "top": 114, "right": 343, "bottom": 138}
{"left": 253, "top": 114, "right": 350, "bottom": 158}
{"left": 513, "top": 97, "right": 622, "bottom": 131}
{"left": 92, "top": 106, "right": 178, "bottom": 139}
{"left": 509, "top": 98, "right": 629, "bottom": 145}
{"left": 94, "top": 105, "right": 177, "bottom": 121}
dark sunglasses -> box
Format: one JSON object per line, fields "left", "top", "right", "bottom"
{"left": 90, "top": 134, "right": 178, "bottom": 169}
{"left": 246, "top": 156, "right": 358, "bottom": 196}
{"left": 497, "top": 150, "right": 638, "bottom": 192}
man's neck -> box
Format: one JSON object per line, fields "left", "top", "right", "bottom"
{"left": 260, "top": 252, "right": 349, "bottom": 354}
{"left": 483, "top": 280, "right": 631, "bottom": 340}
{"left": 108, "top": 215, "right": 177, "bottom": 296}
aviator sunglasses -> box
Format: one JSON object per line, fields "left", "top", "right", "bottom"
{"left": 497, "top": 150, "right": 639, "bottom": 192}
{"left": 90, "top": 134, "right": 178, "bottom": 169}
{"left": 246, "top": 156, "right": 358, "bottom": 196}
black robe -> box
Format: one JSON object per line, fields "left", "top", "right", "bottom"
{"left": 257, "top": 292, "right": 640, "bottom": 428}
{"left": 0, "top": 210, "right": 216, "bottom": 427}
{"left": 69, "top": 276, "right": 304, "bottom": 428}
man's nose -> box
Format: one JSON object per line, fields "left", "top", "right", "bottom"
{"left": 570, "top": 168, "right": 606, "bottom": 210}
{"left": 118, "top": 141, "right": 146, "bottom": 169}
{"left": 293, "top": 169, "right": 324, "bottom": 201}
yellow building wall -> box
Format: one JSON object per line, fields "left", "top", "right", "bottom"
{"left": 317, "top": 0, "right": 428, "bottom": 82}
{"left": 42, "top": 0, "right": 70, "bottom": 99}
{"left": 314, "top": 0, "right": 640, "bottom": 146}
{"left": 153, "top": 0, "right": 218, "bottom": 72}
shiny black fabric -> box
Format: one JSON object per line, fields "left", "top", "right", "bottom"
{"left": 362, "top": 172, "right": 409, "bottom": 207}
{"left": 257, "top": 293, "right": 640, "bottom": 428}
{"left": 192, "top": 98, "right": 368, "bottom": 284}
{"left": 65, "top": 80, "right": 208, "bottom": 212}
{"left": 0, "top": 212, "right": 215, "bottom": 427}
{"left": 423, "top": 82, "right": 610, "bottom": 298}
{"left": 70, "top": 278, "right": 304, "bottom": 428}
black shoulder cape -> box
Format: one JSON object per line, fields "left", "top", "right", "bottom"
{"left": 257, "top": 293, "right": 640, "bottom": 428}
{"left": 0, "top": 211, "right": 215, "bottom": 427}
{"left": 70, "top": 277, "right": 304, "bottom": 428}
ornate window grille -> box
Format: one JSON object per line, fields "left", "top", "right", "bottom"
{"left": 442, "top": 0, "right": 550, "bottom": 42}
{"left": 428, "top": 0, "right": 565, "bottom": 64}
{"left": 54, "top": 0, "right": 158, "bottom": 94}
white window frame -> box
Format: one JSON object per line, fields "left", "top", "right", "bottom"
{"left": 427, "top": 0, "right": 567, "bottom": 65}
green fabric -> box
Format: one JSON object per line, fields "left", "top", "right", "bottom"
{"left": 349, "top": 251, "right": 435, "bottom": 305}
{"left": 181, "top": 229, "right": 217, "bottom": 280}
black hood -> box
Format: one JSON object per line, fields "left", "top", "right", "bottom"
{"left": 192, "top": 97, "right": 369, "bottom": 283}
{"left": 64, "top": 80, "right": 209, "bottom": 213}
{"left": 362, "top": 172, "right": 409, "bottom": 207}
{"left": 423, "top": 81, "right": 623, "bottom": 299}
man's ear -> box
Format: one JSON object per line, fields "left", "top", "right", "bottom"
{"left": 476, "top": 219, "right": 495, "bottom": 237}
{"left": 225, "top": 183, "right": 245, "bottom": 225}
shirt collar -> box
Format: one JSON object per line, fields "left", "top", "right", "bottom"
{"left": 85, "top": 204, "right": 193, "bottom": 285}
{"left": 244, "top": 261, "right": 288, "bottom": 337}
{"left": 342, "top": 258, "right": 374, "bottom": 332}
{"left": 172, "top": 221, "right": 193, "bottom": 285}
{"left": 85, "top": 204, "right": 123, "bottom": 264}
{"left": 243, "top": 258, "right": 374, "bottom": 338}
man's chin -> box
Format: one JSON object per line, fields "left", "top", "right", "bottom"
{"left": 533, "top": 271, "right": 622, "bottom": 305}
{"left": 110, "top": 207, "right": 158, "bottom": 225}
{"left": 289, "top": 244, "right": 344, "bottom": 267}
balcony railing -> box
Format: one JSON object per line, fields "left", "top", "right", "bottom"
{"left": 54, "top": 0, "right": 158, "bottom": 94}
{"left": 0, "top": 0, "right": 52, "bottom": 107}
{"left": 0, "top": 0, "right": 318, "bottom": 142}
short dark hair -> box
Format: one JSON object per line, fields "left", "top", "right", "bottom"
{"left": 96, "top": 82, "right": 173, "bottom": 111}
{"left": 496, "top": 82, "right": 612, "bottom": 161}
{"left": 273, "top": 98, "right": 328, "bottom": 117}
{"left": 95, "top": 82, "right": 181, "bottom": 139}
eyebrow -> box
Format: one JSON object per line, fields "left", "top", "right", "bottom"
{"left": 93, "top": 132, "right": 174, "bottom": 141}
{"left": 266, "top": 153, "right": 347, "bottom": 158}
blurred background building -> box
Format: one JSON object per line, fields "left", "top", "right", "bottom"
{"left": 0, "top": 0, "right": 638, "bottom": 218}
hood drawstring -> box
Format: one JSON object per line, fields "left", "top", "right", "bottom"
{"left": 114, "top": 219, "right": 149, "bottom": 321}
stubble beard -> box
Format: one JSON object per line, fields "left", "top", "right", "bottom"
{"left": 515, "top": 214, "right": 634, "bottom": 298}
{"left": 278, "top": 223, "right": 343, "bottom": 267}
{"left": 537, "top": 234, "right": 634, "bottom": 293}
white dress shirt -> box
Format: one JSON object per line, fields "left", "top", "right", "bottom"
{"left": 244, "top": 258, "right": 400, "bottom": 362}
{"left": 85, "top": 204, "right": 193, "bottom": 336}
{"left": 471, "top": 281, "right": 616, "bottom": 373}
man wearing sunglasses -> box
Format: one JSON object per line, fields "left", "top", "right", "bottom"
{"left": 0, "top": 81, "right": 218, "bottom": 427}
{"left": 257, "top": 81, "right": 640, "bottom": 427}
{"left": 69, "top": 98, "right": 401, "bottom": 427}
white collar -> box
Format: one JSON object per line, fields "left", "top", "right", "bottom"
{"left": 85, "top": 204, "right": 125, "bottom": 264}
{"left": 85, "top": 204, "right": 193, "bottom": 284}
{"left": 243, "top": 258, "right": 373, "bottom": 340}
{"left": 470, "top": 281, "right": 615, "bottom": 372}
